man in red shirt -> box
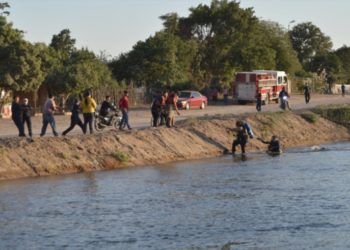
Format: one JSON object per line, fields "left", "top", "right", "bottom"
{"left": 119, "top": 91, "right": 132, "bottom": 130}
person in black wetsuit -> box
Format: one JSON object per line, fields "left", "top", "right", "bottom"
{"left": 227, "top": 120, "right": 248, "bottom": 154}
{"left": 258, "top": 135, "right": 281, "bottom": 152}
{"left": 11, "top": 96, "right": 32, "bottom": 137}
{"left": 62, "top": 98, "right": 84, "bottom": 136}
{"left": 21, "top": 98, "right": 33, "bottom": 137}
{"left": 100, "top": 95, "right": 117, "bottom": 125}
{"left": 304, "top": 83, "right": 311, "bottom": 104}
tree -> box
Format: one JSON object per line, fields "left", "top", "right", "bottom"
{"left": 258, "top": 20, "right": 302, "bottom": 76}
{"left": 289, "top": 22, "right": 333, "bottom": 64}
{"left": 0, "top": 5, "right": 44, "bottom": 114}
{"left": 334, "top": 46, "right": 350, "bottom": 83}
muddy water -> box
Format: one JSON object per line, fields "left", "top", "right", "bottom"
{"left": 1, "top": 142, "right": 350, "bottom": 250}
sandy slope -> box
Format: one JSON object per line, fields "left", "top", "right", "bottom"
{"left": 0, "top": 111, "right": 348, "bottom": 180}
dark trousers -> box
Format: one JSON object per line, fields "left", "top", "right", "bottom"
{"left": 256, "top": 99, "right": 262, "bottom": 111}
{"left": 83, "top": 113, "right": 94, "bottom": 134}
{"left": 224, "top": 95, "right": 228, "bottom": 105}
{"left": 23, "top": 116, "right": 32, "bottom": 136}
{"left": 63, "top": 115, "right": 84, "bottom": 135}
{"left": 305, "top": 93, "right": 310, "bottom": 103}
{"left": 13, "top": 116, "right": 25, "bottom": 137}
{"left": 151, "top": 110, "right": 160, "bottom": 127}
{"left": 342, "top": 90, "right": 345, "bottom": 97}
{"left": 232, "top": 137, "right": 247, "bottom": 154}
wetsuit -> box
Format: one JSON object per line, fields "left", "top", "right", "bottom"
{"left": 261, "top": 139, "right": 281, "bottom": 152}
{"left": 304, "top": 86, "right": 310, "bottom": 103}
{"left": 12, "top": 101, "right": 25, "bottom": 137}
{"left": 21, "top": 104, "right": 32, "bottom": 137}
{"left": 232, "top": 125, "right": 248, "bottom": 154}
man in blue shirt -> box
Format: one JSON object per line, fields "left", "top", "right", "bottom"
{"left": 341, "top": 84, "right": 346, "bottom": 97}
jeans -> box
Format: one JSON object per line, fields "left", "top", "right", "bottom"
{"left": 305, "top": 93, "right": 310, "bottom": 103}
{"left": 256, "top": 99, "right": 262, "bottom": 111}
{"left": 13, "top": 116, "right": 25, "bottom": 137}
{"left": 83, "top": 113, "right": 94, "bottom": 134}
{"left": 224, "top": 95, "right": 228, "bottom": 105}
{"left": 151, "top": 110, "right": 160, "bottom": 127}
{"left": 62, "top": 115, "right": 84, "bottom": 135}
{"left": 41, "top": 114, "right": 58, "bottom": 137}
{"left": 120, "top": 109, "right": 131, "bottom": 129}
{"left": 23, "top": 116, "right": 32, "bottom": 136}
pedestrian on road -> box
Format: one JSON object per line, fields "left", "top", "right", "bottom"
{"left": 223, "top": 86, "right": 229, "bottom": 105}
{"left": 304, "top": 83, "right": 311, "bottom": 103}
{"left": 81, "top": 91, "right": 97, "bottom": 134}
{"left": 151, "top": 91, "right": 163, "bottom": 127}
{"left": 12, "top": 96, "right": 31, "bottom": 137}
{"left": 21, "top": 98, "right": 33, "bottom": 137}
{"left": 212, "top": 87, "right": 218, "bottom": 105}
{"left": 119, "top": 91, "right": 132, "bottom": 131}
{"left": 205, "top": 85, "right": 211, "bottom": 105}
{"left": 40, "top": 93, "right": 60, "bottom": 137}
{"left": 341, "top": 83, "right": 346, "bottom": 97}
{"left": 255, "top": 88, "right": 262, "bottom": 112}
{"left": 62, "top": 98, "right": 84, "bottom": 136}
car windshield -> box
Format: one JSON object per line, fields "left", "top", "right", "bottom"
{"left": 179, "top": 92, "right": 191, "bottom": 98}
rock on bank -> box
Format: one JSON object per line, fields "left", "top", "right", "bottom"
{"left": 0, "top": 111, "right": 348, "bottom": 180}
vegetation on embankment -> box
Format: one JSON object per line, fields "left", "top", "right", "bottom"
{"left": 0, "top": 109, "right": 349, "bottom": 181}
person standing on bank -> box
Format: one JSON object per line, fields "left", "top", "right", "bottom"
{"left": 62, "top": 98, "right": 84, "bottom": 136}
{"left": 304, "top": 83, "right": 311, "bottom": 103}
{"left": 21, "top": 98, "right": 33, "bottom": 137}
{"left": 255, "top": 88, "right": 262, "bottom": 112}
{"left": 80, "top": 91, "right": 97, "bottom": 134}
{"left": 223, "top": 85, "right": 229, "bottom": 105}
{"left": 341, "top": 83, "right": 346, "bottom": 97}
{"left": 119, "top": 91, "right": 132, "bottom": 131}
{"left": 12, "top": 96, "right": 31, "bottom": 137}
{"left": 40, "top": 93, "right": 61, "bottom": 137}
{"left": 212, "top": 87, "right": 218, "bottom": 105}
{"left": 227, "top": 121, "right": 248, "bottom": 154}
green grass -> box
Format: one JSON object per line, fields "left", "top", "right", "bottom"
{"left": 300, "top": 112, "right": 319, "bottom": 124}
{"left": 182, "top": 116, "right": 198, "bottom": 125}
{"left": 60, "top": 152, "right": 70, "bottom": 159}
{"left": 315, "top": 104, "right": 350, "bottom": 126}
{"left": 76, "top": 154, "right": 83, "bottom": 160}
{"left": 111, "top": 152, "right": 130, "bottom": 165}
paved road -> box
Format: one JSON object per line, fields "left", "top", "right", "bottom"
{"left": 1, "top": 94, "right": 349, "bottom": 138}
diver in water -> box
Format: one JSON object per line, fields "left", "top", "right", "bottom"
{"left": 258, "top": 135, "right": 281, "bottom": 153}
{"left": 227, "top": 120, "right": 248, "bottom": 154}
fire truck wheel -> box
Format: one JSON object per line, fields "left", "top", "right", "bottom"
{"left": 264, "top": 95, "right": 269, "bottom": 105}
{"left": 275, "top": 98, "right": 280, "bottom": 104}
{"left": 238, "top": 100, "right": 246, "bottom": 105}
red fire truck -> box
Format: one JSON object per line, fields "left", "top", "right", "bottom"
{"left": 234, "top": 70, "right": 289, "bottom": 105}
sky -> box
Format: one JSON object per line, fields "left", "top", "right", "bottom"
{"left": 5, "top": 0, "right": 350, "bottom": 59}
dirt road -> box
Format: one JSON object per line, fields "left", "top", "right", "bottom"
{"left": 1, "top": 94, "right": 349, "bottom": 138}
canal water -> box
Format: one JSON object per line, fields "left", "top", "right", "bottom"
{"left": 1, "top": 142, "right": 350, "bottom": 250}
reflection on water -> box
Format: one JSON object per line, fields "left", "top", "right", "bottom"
{"left": 1, "top": 142, "right": 350, "bottom": 249}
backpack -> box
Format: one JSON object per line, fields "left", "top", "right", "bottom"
{"left": 244, "top": 123, "right": 254, "bottom": 139}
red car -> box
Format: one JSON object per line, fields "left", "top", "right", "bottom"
{"left": 176, "top": 91, "right": 208, "bottom": 110}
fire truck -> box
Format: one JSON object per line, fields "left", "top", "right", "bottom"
{"left": 234, "top": 70, "right": 289, "bottom": 105}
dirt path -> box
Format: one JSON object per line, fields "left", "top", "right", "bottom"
{"left": 1, "top": 94, "right": 349, "bottom": 138}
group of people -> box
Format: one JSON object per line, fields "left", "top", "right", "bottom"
{"left": 11, "top": 90, "right": 132, "bottom": 138}
{"left": 227, "top": 120, "right": 281, "bottom": 154}
{"left": 204, "top": 86, "right": 230, "bottom": 106}
{"left": 151, "top": 90, "right": 180, "bottom": 128}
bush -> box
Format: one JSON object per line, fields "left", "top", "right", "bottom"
{"left": 60, "top": 152, "right": 70, "bottom": 159}
{"left": 76, "top": 155, "right": 83, "bottom": 160}
{"left": 301, "top": 112, "right": 319, "bottom": 124}
{"left": 296, "top": 80, "right": 305, "bottom": 94}
{"left": 111, "top": 152, "right": 130, "bottom": 165}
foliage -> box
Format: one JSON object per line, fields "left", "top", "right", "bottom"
{"left": 76, "top": 155, "right": 83, "bottom": 160}
{"left": 315, "top": 104, "right": 350, "bottom": 126}
{"left": 60, "top": 152, "right": 70, "bottom": 159}
{"left": 296, "top": 80, "right": 305, "bottom": 93}
{"left": 300, "top": 112, "right": 319, "bottom": 124}
{"left": 111, "top": 152, "right": 130, "bottom": 165}
{"left": 334, "top": 45, "right": 350, "bottom": 84}
{"left": 289, "top": 22, "right": 333, "bottom": 63}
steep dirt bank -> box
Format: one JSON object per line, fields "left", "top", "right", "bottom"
{"left": 0, "top": 111, "right": 348, "bottom": 180}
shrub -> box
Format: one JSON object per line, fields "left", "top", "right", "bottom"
{"left": 76, "top": 155, "right": 83, "bottom": 160}
{"left": 111, "top": 152, "right": 130, "bottom": 165}
{"left": 301, "top": 112, "right": 319, "bottom": 124}
{"left": 60, "top": 152, "right": 70, "bottom": 159}
{"left": 183, "top": 116, "right": 198, "bottom": 125}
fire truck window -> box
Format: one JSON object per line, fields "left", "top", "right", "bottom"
{"left": 283, "top": 76, "right": 287, "bottom": 84}
{"left": 278, "top": 77, "right": 282, "bottom": 84}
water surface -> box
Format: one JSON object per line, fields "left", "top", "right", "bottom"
{"left": 1, "top": 142, "right": 350, "bottom": 249}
